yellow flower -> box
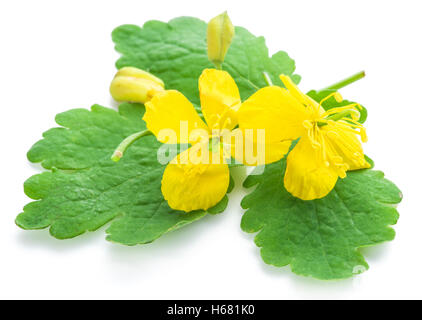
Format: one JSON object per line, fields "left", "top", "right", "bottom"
{"left": 237, "top": 75, "right": 370, "bottom": 200}
{"left": 143, "top": 69, "right": 241, "bottom": 212}
{"left": 110, "top": 67, "right": 164, "bottom": 103}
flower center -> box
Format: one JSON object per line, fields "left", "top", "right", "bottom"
{"left": 302, "top": 121, "right": 350, "bottom": 177}
{"left": 301, "top": 92, "right": 368, "bottom": 177}
{"left": 315, "top": 92, "right": 367, "bottom": 143}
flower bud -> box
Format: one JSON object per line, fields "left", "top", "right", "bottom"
{"left": 207, "top": 11, "right": 235, "bottom": 69}
{"left": 110, "top": 67, "right": 165, "bottom": 103}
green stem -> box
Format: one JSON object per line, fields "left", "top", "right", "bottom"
{"left": 111, "top": 130, "right": 152, "bottom": 162}
{"left": 213, "top": 60, "right": 223, "bottom": 70}
{"left": 263, "top": 72, "right": 273, "bottom": 86}
{"left": 322, "top": 71, "right": 366, "bottom": 91}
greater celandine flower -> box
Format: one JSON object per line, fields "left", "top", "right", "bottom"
{"left": 237, "top": 75, "right": 370, "bottom": 200}
{"left": 143, "top": 69, "right": 242, "bottom": 212}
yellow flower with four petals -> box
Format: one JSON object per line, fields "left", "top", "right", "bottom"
{"left": 143, "top": 69, "right": 242, "bottom": 212}
{"left": 237, "top": 75, "right": 370, "bottom": 200}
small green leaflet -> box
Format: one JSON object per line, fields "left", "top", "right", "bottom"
{"left": 112, "top": 17, "right": 300, "bottom": 110}
{"left": 16, "top": 103, "right": 228, "bottom": 245}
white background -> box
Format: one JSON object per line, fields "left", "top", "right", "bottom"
{"left": 1, "top": 0, "right": 421, "bottom": 300}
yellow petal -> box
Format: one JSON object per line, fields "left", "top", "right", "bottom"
{"left": 161, "top": 143, "right": 230, "bottom": 212}
{"left": 279, "top": 74, "right": 323, "bottom": 115}
{"left": 238, "top": 86, "right": 312, "bottom": 143}
{"left": 199, "top": 69, "right": 241, "bottom": 131}
{"left": 228, "top": 128, "right": 291, "bottom": 165}
{"left": 143, "top": 90, "right": 209, "bottom": 144}
{"left": 284, "top": 136, "right": 338, "bottom": 200}
{"left": 322, "top": 122, "right": 371, "bottom": 171}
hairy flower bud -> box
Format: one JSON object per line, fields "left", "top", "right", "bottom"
{"left": 207, "top": 11, "right": 235, "bottom": 69}
{"left": 110, "top": 67, "right": 165, "bottom": 103}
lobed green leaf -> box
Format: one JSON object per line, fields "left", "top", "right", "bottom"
{"left": 112, "top": 17, "right": 300, "bottom": 110}
{"left": 241, "top": 159, "right": 402, "bottom": 280}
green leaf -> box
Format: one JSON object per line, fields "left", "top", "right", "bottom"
{"left": 241, "top": 159, "right": 402, "bottom": 280}
{"left": 112, "top": 17, "right": 300, "bottom": 110}
{"left": 307, "top": 89, "right": 368, "bottom": 123}
{"left": 18, "top": 16, "right": 299, "bottom": 245}
{"left": 17, "top": 103, "right": 228, "bottom": 245}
